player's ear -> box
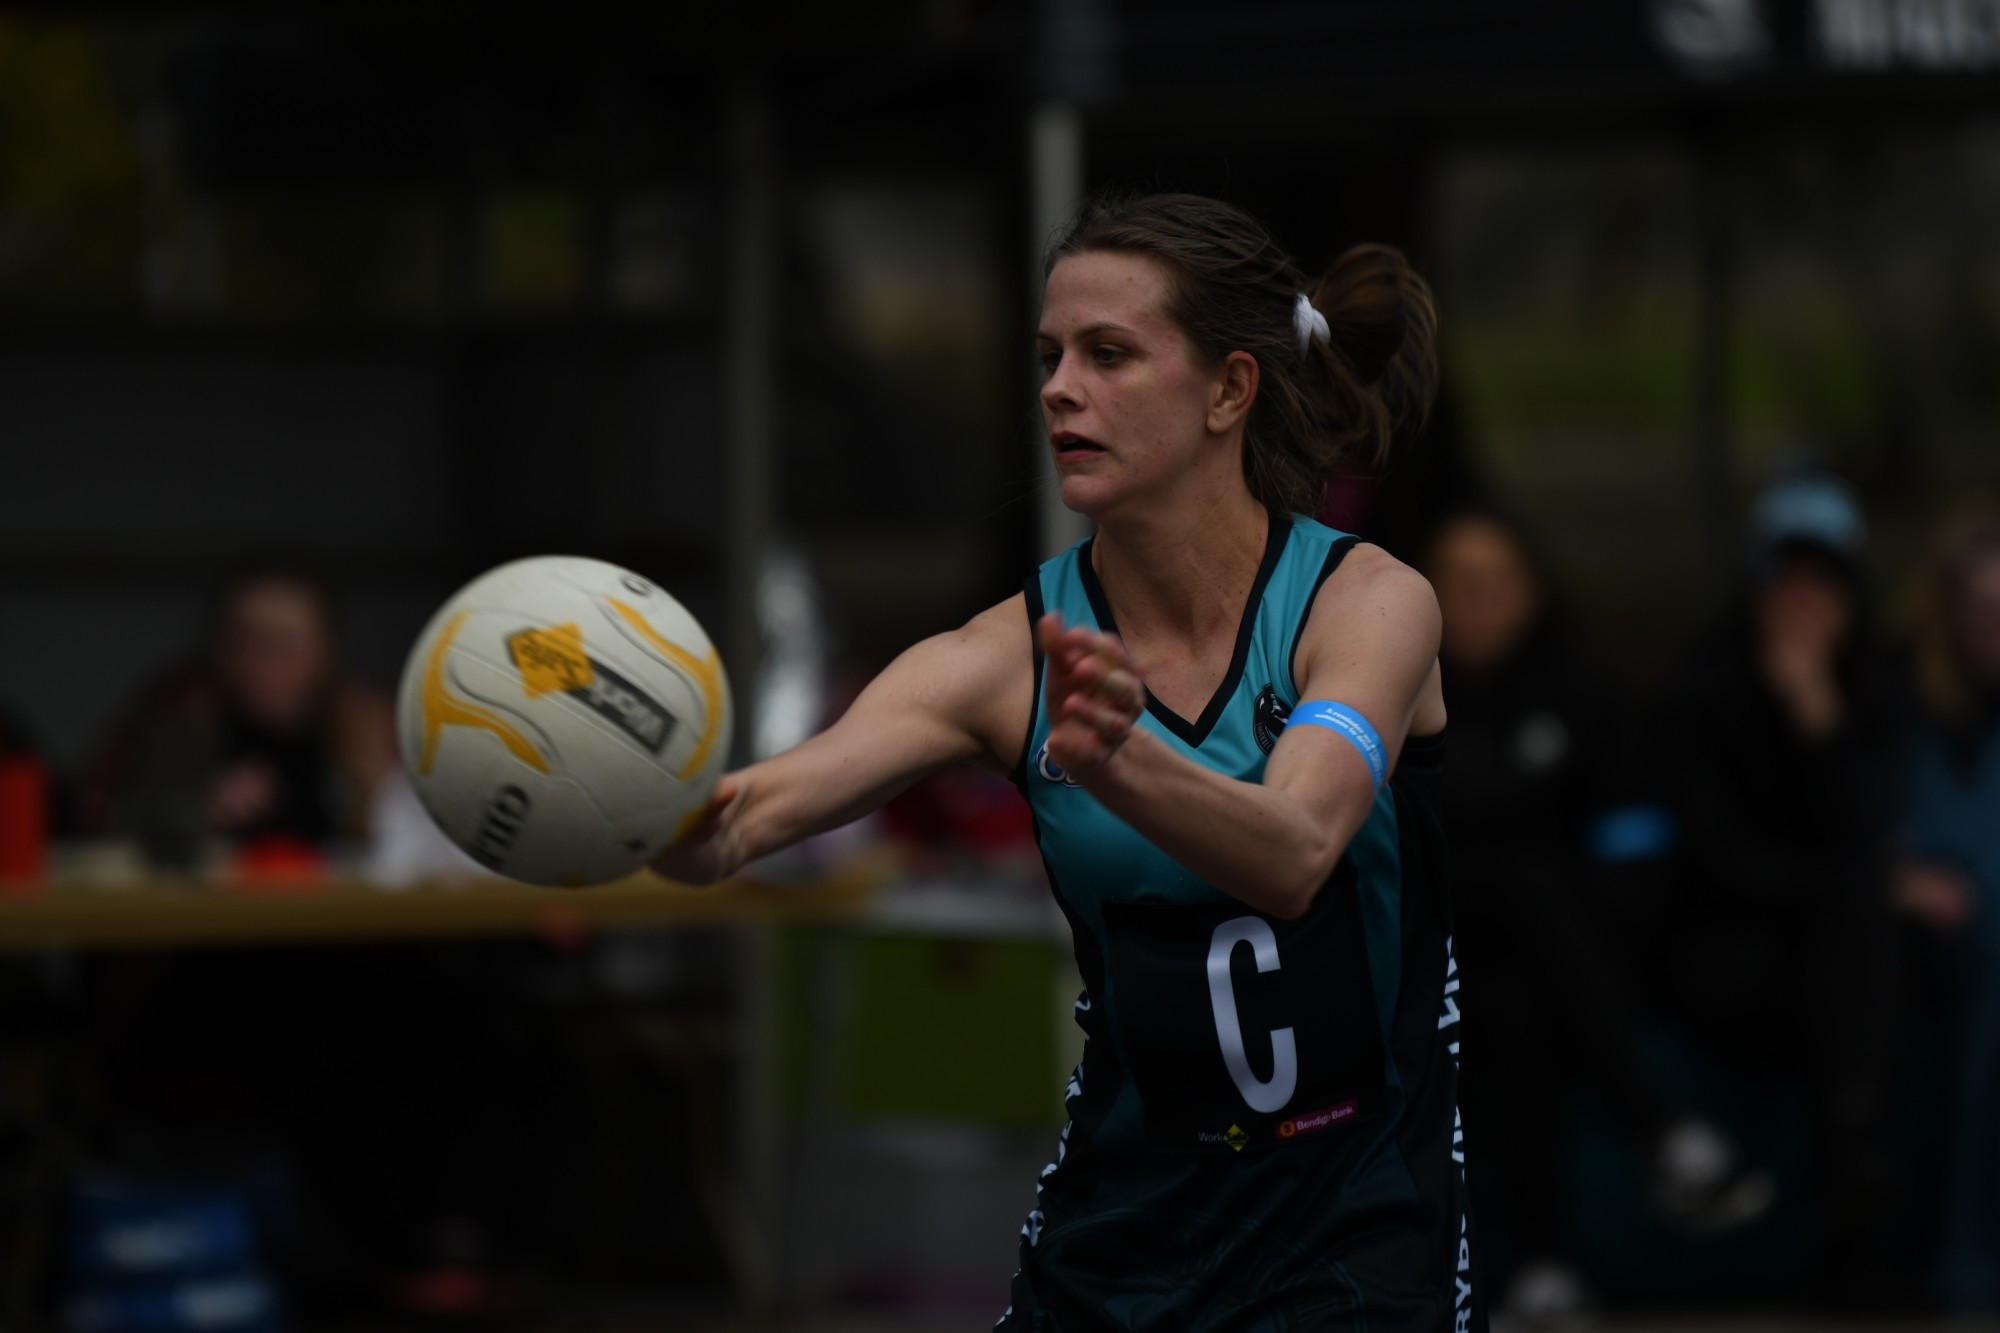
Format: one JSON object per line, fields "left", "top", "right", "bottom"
{"left": 1208, "top": 350, "right": 1258, "bottom": 436}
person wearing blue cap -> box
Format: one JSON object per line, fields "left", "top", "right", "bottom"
{"left": 1656, "top": 466, "right": 1907, "bottom": 1302}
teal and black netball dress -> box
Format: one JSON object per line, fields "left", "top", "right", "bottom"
{"left": 999, "top": 514, "right": 1481, "bottom": 1332}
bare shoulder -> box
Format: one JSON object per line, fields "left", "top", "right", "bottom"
{"left": 962, "top": 591, "right": 1033, "bottom": 650}
{"left": 1313, "top": 543, "right": 1439, "bottom": 637}
{"left": 921, "top": 592, "right": 1031, "bottom": 680}
{"left": 886, "top": 592, "right": 1034, "bottom": 774}
{"left": 962, "top": 592, "right": 1036, "bottom": 771}
{"left": 1292, "top": 543, "right": 1441, "bottom": 682}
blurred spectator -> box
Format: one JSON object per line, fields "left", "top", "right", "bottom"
{"left": 1658, "top": 469, "right": 1905, "bottom": 1296}
{"left": 81, "top": 560, "right": 393, "bottom": 864}
{"left": 1429, "top": 508, "right": 1770, "bottom": 1325}
{"left": 1896, "top": 499, "right": 2000, "bottom": 1309}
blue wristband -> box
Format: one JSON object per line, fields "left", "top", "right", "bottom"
{"left": 1291, "top": 700, "right": 1387, "bottom": 790}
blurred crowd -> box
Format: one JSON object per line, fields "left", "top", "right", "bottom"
{"left": 1422, "top": 473, "right": 2000, "bottom": 1323}
{"left": 0, "top": 562, "right": 731, "bottom": 1325}
{"left": 0, "top": 559, "right": 488, "bottom": 888}
{"left": 2, "top": 472, "right": 2000, "bottom": 1324}
{"left": 79, "top": 563, "right": 396, "bottom": 870}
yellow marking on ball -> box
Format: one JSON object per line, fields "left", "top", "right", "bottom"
{"left": 668, "top": 803, "right": 709, "bottom": 848}
{"left": 606, "top": 597, "right": 724, "bottom": 783}
{"left": 419, "top": 610, "right": 552, "bottom": 775}
{"left": 507, "top": 622, "right": 594, "bottom": 699}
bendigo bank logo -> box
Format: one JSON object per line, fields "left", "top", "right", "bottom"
{"left": 1276, "top": 1100, "right": 1359, "bottom": 1143}
{"left": 508, "top": 624, "right": 677, "bottom": 756}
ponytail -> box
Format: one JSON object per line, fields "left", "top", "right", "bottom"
{"left": 1307, "top": 244, "right": 1439, "bottom": 472}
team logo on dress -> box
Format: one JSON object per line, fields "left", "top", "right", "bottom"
{"left": 1223, "top": 1124, "right": 1248, "bottom": 1153}
{"left": 1034, "top": 740, "right": 1079, "bottom": 787}
{"left": 1252, "top": 685, "right": 1291, "bottom": 755}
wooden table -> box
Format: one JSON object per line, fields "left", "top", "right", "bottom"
{"left": 0, "top": 868, "right": 878, "bottom": 951}
{"left": 0, "top": 862, "right": 885, "bottom": 1319}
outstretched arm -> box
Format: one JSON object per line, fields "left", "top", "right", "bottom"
{"left": 1046, "top": 547, "right": 1441, "bottom": 919}
{"left": 652, "top": 594, "right": 1033, "bottom": 885}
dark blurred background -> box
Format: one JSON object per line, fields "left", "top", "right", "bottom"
{"left": 2, "top": 2, "right": 2000, "bottom": 1330}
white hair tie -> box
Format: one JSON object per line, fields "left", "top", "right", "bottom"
{"left": 1293, "top": 291, "right": 1330, "bottom": 358}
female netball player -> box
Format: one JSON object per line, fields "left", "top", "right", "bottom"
{"left": 654, "top": 192, "right": 1477, "bottom": 1331}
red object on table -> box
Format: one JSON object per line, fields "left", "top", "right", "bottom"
{"left": 227, "top": 835, "right": 330, "bottom": 892}
{"left": 0, "top": 755, "right": 50, "bottom": 893}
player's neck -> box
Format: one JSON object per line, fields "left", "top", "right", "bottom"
{"left": 1092, "top": 482, "right": 1268, "bottom": 646}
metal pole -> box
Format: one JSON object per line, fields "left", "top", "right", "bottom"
{"left": 726, "top": 86, "right": 778, "bottom": 713}
{"left": 722, "top": 78, "right": 782, "bottom": 1321}
{"left": 1029, "top": 102, "right": 1091, "bottom": 557}
{"left": 1692, "top": 133, "right": 1738, "bottom": 583}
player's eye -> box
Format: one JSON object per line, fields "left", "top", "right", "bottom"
{"left": 1037, "top": 349, "right": 1061, "bottom": 377}
{"left": 1092, "top": 345, "right": 1125, "bottom": 366}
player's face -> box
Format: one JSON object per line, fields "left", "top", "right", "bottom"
{"left": 1036, "top": 252, "right": 1222, "bottom": 518}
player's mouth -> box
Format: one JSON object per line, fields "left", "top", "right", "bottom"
{"left": 1052, "top": 432, "right": 1106, "bottom": 463}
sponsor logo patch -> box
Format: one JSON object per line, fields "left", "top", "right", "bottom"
{"left": 509, "top": 624, "right": 595, "bottom": 698}
{"left": 570, "top": 661, "right": 677, "bottom": 754}
{"left": 1198, "top": 1124, "right": 1251, "bottom": 1152}
{"left": 1276, "top": 1099, "right": 1359, "bottom": 1142}
{"left": 508, "top": 625, "right": 679, "bottom": 756}
{"left": 1252, "top": 685, "right": 1291, "bottom": 755}
{"left": 1034, "top": 739, "right": 1079, "bottom": 787}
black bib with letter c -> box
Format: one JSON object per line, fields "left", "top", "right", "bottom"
{"left": 1101, "top": 864, "right": 1389, "bottom": 1155}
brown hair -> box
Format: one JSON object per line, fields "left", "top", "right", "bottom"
{"left": 1044, "top": 192, "right": 1439, "bottom": 514}
{"left": 1910, "top": 495, "right": 2000, "bottom": 728}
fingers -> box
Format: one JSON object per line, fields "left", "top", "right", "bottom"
{"left": 1035, "top": 612, "right": 1067, "bottom": 657}
{"left": 1045, "top": 716, "right": 1120, "bottom": 768}
{"left": 1047, "top": 665, "right": 1142, "bottom": 780}
{"left": 1038, "top": 613, "right": 1136, "bottom": 674}
{"left": 1069, "top": 655, "right": 1144, "bottom": 714}
{"left": 1038, "top": 613, "right": 1145, "bottom": 782}
{"left": 1061, "top": 692, "right": 1135, "bottom": 734}
{"left": 1038, "top": 614, "right": 1129, "bottom": 671}
{"left": 671, "top": 775, "right": 741, "bottom": 848}
{"left": 1040, "top": 622, "right": 1140, "bottom": 695}
{"left": 1072, "top": 629, "right": 1135, "bottom": 672}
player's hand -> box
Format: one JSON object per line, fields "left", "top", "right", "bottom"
{"left": 649, "top": 773, "right": 744, "bottom": 887}
{"left": 1036, "top": 612, "right": 1145, "bottom": 783}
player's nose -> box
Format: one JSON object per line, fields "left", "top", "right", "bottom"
{"left": 1040, "top": 355, "right": 1084, "bottom": 416}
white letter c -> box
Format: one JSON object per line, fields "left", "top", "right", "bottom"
{"left": 1207, "top": 916, "right": 1298, "bottom": 1114}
